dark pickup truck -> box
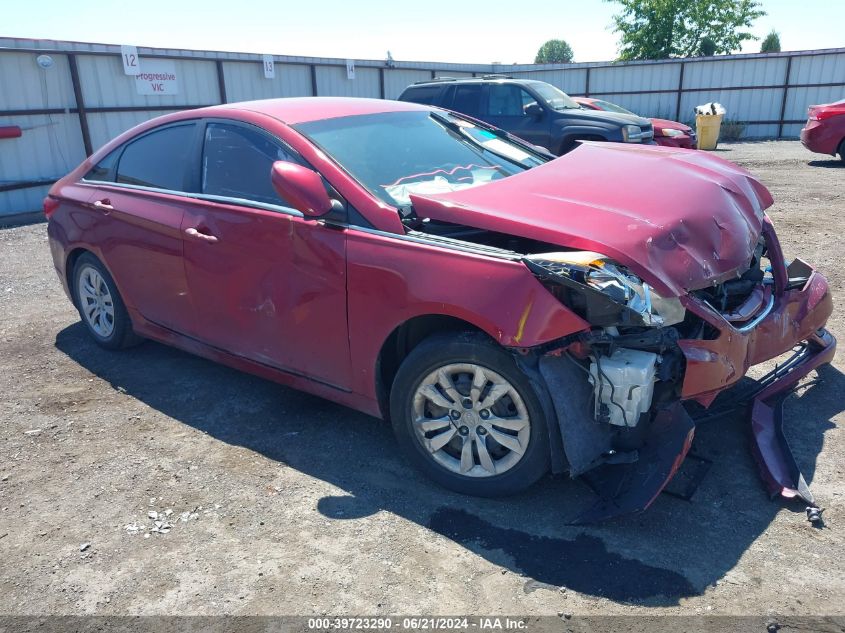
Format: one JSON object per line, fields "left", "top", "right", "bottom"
{"left": 398, "top": 76, "right": 653, "bottom": 155}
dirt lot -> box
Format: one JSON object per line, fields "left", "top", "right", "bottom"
{"left": 0, "top": 140, "right": 844, "bottom": 621}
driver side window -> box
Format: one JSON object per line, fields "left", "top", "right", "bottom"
{"left": 202, "top": 123, "right": 300, "bottom": 207}
{"left": 487, "top": 85, "right": 535, "bottom": 118}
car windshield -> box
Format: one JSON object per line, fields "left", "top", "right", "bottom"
{"left": 529, "top": 82, "right": 581, "bottom": 111}
{"left": 593, "top": 100, "right": 636, "bottom": 115}
{"left": 295, "top": 110, "right": 546, "bottom": 209}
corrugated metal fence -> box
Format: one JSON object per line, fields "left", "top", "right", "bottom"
{"left": 1, "top": 37, "right": 844, "bottom": 218}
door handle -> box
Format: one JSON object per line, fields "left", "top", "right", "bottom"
{"left": 93, "top": 199, "right": 113, "bottom": 212}
{"left": 185, "top": 227, "right": 218, "bottom": 243}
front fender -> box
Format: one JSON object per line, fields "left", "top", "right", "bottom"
{"left": 346, "top": 228, "right": 590, "bottom": 400}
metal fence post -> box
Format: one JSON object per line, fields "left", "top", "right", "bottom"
{"left": 215, "top": 60, "right": 227, "bottom": 104}
{"left": 675, "top": 62, "right": 686, "bottom": 122}
{"left": 66, "top": 53, "right": 93, "bottom": 157}
{"left": 310, "top": 65, "right": 318, "bottom": 96}
{"left": 778, "top": 56, "right": 794, "bottom": 139}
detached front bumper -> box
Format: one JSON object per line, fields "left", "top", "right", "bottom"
{"left": 749, "top": 329, "right": 835, "bottom": 505}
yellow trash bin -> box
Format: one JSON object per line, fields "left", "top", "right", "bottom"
{"left": 696, "top": 114, "right": 723, "bottom": 150}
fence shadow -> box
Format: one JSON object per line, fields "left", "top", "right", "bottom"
{"left": 55, "top": 322, "right": 844, "bottom": 607}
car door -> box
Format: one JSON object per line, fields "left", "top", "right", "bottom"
{"left": 180, "top": 120, "right": 352, "bottom": 390}
{"left": 483, "top": 84, "right": 550, "bottom": 147}
{"left": 83, "top": 122, "right": 199, "bottom": 334}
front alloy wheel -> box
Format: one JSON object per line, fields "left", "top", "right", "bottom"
{"left": 412, "top": 363, "right": 531, "bottom": 477}
{"left": 390, "top": 333, "right": 549, "bottom": 497}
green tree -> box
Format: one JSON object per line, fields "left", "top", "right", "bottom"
{"left": 535, "top": 39, "right": 575, "bottom": 64}
{"left": 699, "top": 36, "right": 716, "bottom": 56}
{"left": 760, "top": 30, "right": 781, "bottom": 53}
{"left": 607, "top": 0, "right": 765, "bottom": 60}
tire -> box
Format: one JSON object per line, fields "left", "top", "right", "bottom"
{"left": 838, "top": 138, "right": 845, "bottom": 162}
{"left": 389, "top": 332, "right": 550, "bottom": 497}
{"left": 72, "top": 253, "right": 142, "bottom": 350}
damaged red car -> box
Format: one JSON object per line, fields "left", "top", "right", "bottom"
{"left": 45, "top": 98, "right": 835, "bottom": 521}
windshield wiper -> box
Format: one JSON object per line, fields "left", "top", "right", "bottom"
{"left": 429, "top": 113, "right": 535, "bottom": 169}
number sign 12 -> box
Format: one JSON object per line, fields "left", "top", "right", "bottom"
{"left": 121, "top": 45, "right": 140, "bottom": 76}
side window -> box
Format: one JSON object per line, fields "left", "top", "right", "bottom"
{"left": 487, "top": 84, "right": 535, "bottom": 117}
{"left": 521, "top": 89, "right": 539, "bottom": 111}
{"left": 202, "top": 122, "right": 299, "bottom": 207}
{"left": 452, "top": 85, "right": 482, "bottom": 116}
{"left": 84, "top": 149, "right": 120, "bottom": 182}
{"left": 399, "top": 85, "right": 442, "bottom": 105}
{"left": 116, "top": 124, "right": 196, "bottom": 190}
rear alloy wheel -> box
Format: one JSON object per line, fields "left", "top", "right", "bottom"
{"left": 72, "top": 253, "right": 141, "bottom": 350}
{"left": 390, "top": 333, "right": 549, "bottom": 496}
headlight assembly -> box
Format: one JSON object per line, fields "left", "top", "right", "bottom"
{"left": 622, "top": 124, "right": 647, "bottom": 142}
{"left": 524, "top": 251, "right": 686, "bottom": 327}
{"left": 660, "top": 128, "right": 686, "bottom": 137}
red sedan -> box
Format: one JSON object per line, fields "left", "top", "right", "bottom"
{"left": 574, "top": 97, "right": 697, "bottom": 149}
{"left": 45, "top": 97, "right": 834, "bottom": 521}
{"left": 800, "top": 99, "right": 845, "bottom": 161}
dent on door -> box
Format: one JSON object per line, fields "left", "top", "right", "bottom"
{"left": 181, "top": 204, "right": 352, "bottom": 390}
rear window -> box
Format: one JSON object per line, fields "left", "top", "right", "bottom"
{"left": 399, "top": 85, "right": 443, "bottom": 105}
{"left": 84, "top": 149, "right": 120, "bottom": 182}
{"left": 116, "top": 124, "right": 196, "bottom": 191}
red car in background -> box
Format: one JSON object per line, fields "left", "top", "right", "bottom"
{"left": 45, "top": 97, "right": 833, "bottom": 522}
{"left": 800, "top": 99, "right": 845, "bottom": 161}
{"left": 574, "top": 97, "right": 697, "bottom": 149}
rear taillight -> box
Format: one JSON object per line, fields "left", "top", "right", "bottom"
{"left": 43, "top": 196, "right": 60, "bottom": 218}
{"left": 809, "top": 106, "right": 844, "bottom": 122}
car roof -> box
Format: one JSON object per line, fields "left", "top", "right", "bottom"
{"left": 200, "top": 97, "right": 431, "bottom": 125}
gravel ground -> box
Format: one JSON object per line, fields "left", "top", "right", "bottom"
{"left": 0, "top": 140, "right": 843, "bottom": 620}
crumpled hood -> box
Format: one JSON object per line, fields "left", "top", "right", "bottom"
{"left": 410, "top": 142, "right": 773, "bottom": 296}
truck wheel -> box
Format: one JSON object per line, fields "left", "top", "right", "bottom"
{"left": 390, "top": 332, "right": 550, "bottom": 497}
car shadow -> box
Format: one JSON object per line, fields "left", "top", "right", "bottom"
{"left": 808, "top": 159, "right": 844, "bottom": 168}
{"left": 54, "top": 323, "right": 845, "bottom": 606}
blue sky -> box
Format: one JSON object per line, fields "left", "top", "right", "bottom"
{"left": 5, "top": 0, "right": 844, "bottom": 63}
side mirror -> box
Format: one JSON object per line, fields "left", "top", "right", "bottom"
{"left": 270, "top": 161, "right": 333, "bottom": 217}
{"left": 525, "top": 103, "right": 544, "bottom": 119}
